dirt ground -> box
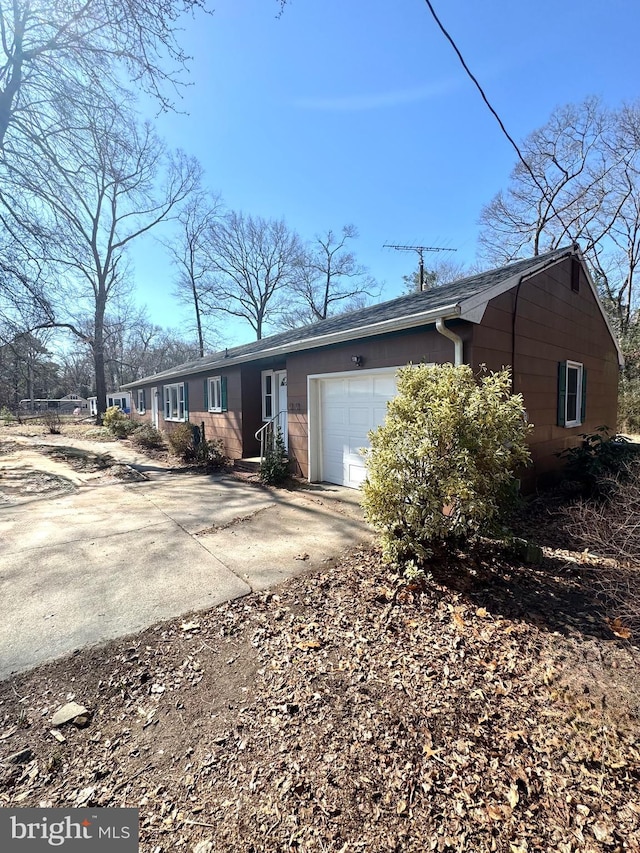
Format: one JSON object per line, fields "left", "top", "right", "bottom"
{"left": 0, "top": 420, "right": 639, "bottom": 852}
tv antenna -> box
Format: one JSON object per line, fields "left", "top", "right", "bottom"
{"left": 383, "top": 243, "right": 457, "bottom": 291}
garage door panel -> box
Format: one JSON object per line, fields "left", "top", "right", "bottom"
{"left": 346, "top": 406, "right": 371, "bottom": 427}
{"left": 322, "top": 380, "right": 347, "bottom": 400}
{"left": 346, "top": 378, "right": 373, "bottom": 397}
{"left": 322, "top": 405, "right": 347, "bottom": 427}
{"left": 374, "top": 375, "right": 397, "bottom": 396}
{"left": 318, "top": 371, "right": 397, "bottom": 489}
{"left": 347, "top": 462, "right": 368, "bottom": 488}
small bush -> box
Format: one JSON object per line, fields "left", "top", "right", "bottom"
{"left": 41, "top": 410, "right": 62, "bottom": 434}
{"left": 84, "top": 426, "right": 112, "bottom": 439}
{"left": 201, "top": 437, "right": 227, "bottom": 469}
{"left": 103, "top": 406, "right": 136, "bottom": 437}
{"left": 167, "top": 423, "right": 227, "bottom": 468}
{"left": 167, "top": 422, "right": 197, "bottom": 461}
{"left": 131, "top": 424, "right": 166, "bottom": 451}
{"left": 0, "top": 405, "right": 15, "bottom": 423}
{"left": 260, "top": 427, "right": 289, "bottom": 485}
{"left": 361, "top": 363, "right": 531, "bottom": 566}
{"left": 562, "top": 460, "right": 640, "bottom": 636}
{"left": 556, "top": 426, "right": 638, "bottom": 495}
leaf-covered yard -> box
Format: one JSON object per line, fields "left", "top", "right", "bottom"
{"left": 1, "top": 536, "right": 638, "bottom": 852}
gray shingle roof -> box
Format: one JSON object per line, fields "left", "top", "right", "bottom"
{"left": 123, "top": 246, "right": 575, "bottom": 386}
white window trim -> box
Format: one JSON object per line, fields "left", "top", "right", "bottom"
{"left": 137, "top": 389, "right": 146, "bottom": 415}
{"left": 164, "top": 382, "right": 186, "bottom": 422}
{"left": 564, "top": 360, "right": 583, "bottom": 429}
{"left": 208, "top": 376, "right": 223, "bottom": 413}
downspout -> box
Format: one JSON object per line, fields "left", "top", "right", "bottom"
{"left": 436, "top": 317, "right": 464, "bottom": 366}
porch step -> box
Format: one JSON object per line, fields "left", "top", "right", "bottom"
{"left": 233, "top": 457, "right": 262, "bottom": 473}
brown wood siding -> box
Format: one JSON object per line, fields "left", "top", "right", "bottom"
{"left": 186, "top": 367, "right": 244, "bottom": 461}
{"left": 129, "top": 385, "right": 154, "bottom": 427}
{"left": 286, "top": 324, "right": 469, "bottom": 478}
{"left": 129, "top": 370, "right": 246, "bottom": 461}
{"left": 470, "top": 257, "right": 619, "bottom": 485}
{"left": 240, "top": 363, "right": 265, "bottom": 458}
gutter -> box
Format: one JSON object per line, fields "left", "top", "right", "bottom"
{"left": 122, "top": 304, "right": 462, "bottom": 388}
{"left": 435, "top": 318, "right": 464, "bottom": 366}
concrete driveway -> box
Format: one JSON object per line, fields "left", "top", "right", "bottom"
{"left": 0, "top": 434, "right": 371, "bottom": 679}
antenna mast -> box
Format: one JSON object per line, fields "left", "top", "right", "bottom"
{"left": 383, "top": 243, "right": 456, "bottom": 291}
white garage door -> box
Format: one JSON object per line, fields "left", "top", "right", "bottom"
{"left": 319, "top": 371, "right": 397, "bottom": 489}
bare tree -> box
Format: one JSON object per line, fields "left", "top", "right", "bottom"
{"left": 0, "top": 330, "right": 60, "bottom": 408}
{"left": 59, "top": 305, "right": 201, "bottom": 390}
{"left": 479, "top": 97, "right": 616, "bottom": 263}
{"left": 163, "top": 192, "right": 223, "bottom": 356}
{"left": 402, "top": 259, "right": 476, "bottom": 294}
{"left": 478, "top": 97, "right": 640, "bottom": 336}
{"left": 205, "top": 212, "right": 303, "bottom": 340}
{"left": 1, "top": 94, "right": 200, "bottom": 420}
{"left": 284, "top": 225, "right": 379, "bottom": 326}
{"left": 0, "top": 0, "right": 208, "bottom": 150}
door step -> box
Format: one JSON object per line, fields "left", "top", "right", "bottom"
{"left": 233, "top": 457, "right": 261, "bottom": 473}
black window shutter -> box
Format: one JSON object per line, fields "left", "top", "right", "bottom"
{"left": 142, "top": 389, "right": 146, "bottom": 410}
{"left": 581, "top": 367, "right": 587, "bottom": 423}
{"left": 203, "top": 378, "right": 209, "bottom": 410}
{"left": 221, "top": 376, "right": 228, "bottom": 412}
{"left": 184, "top": 382, "right": 189, "bottom": 420}
{"left": 557, "top": 362, "right": 567, "bottom": 427}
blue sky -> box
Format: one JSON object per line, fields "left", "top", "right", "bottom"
{"left": 131, "top": 0, "right": 640, "bottom": 345}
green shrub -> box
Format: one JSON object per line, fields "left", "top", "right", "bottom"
{"left": 0, "top": 406, "right": 14, "bottom": 423}
{"left": 167, "top": 422, "right": 197, "bottom": 460}
{"left": 103, "top": 405, "right": 136, "bottom": 437}
{"left": 260, "top": 426, "right": 289, "bottom": 485}
{"left": 201, "top": 437, "right": 227, "bottom": 469}
{"left": 361, "top": 363, "right": 531, "bottom": 565}
{"left": 556, "top": 426, "right": 638, "bottom": 495}
{"left": 167, "top": 422, "right": 226, "bottom": 467}
{"left": 131, "top": 423, "right": 166, "bottom": 451}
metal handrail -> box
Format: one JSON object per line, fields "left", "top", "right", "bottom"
{"left": 255, "top": 409, "right": 288, "bottom": 462}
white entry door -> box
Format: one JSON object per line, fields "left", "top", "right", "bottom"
{"left": 275, "top": 370, "right": 288, "bottom": 450}
{"left": 151, "top": 387, "right": 159, "bottom": 429}
{"left": 262, "top": 370, "right": 288, "bottom": 450}
{"left": 318, "top": 370, "right": 397, "bottom": 488}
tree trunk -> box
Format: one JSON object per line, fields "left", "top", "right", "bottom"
{"left": 193, "top": 283, "right": 204, "bottom": 357}
{"left": 93, "top": 299, "right": 108, "bottom": 424}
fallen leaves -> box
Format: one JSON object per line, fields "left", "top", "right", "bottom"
{"left": 0, "top": 544, "right": 638, "bottom": 853}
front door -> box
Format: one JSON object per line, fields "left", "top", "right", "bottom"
{"left": 151, "top": 387, "right": 159, "bottom": 429}
{"left": 275, "top": 370, "right": 288, "bottom": 450}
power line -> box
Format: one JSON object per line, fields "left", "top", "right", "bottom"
{"left": 422, "top": 0, "right": 569, "bottom": 241}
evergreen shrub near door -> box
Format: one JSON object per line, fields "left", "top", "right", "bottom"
{"left": 260, "top": 427, "right": 289, "bottom": 485}
{"left": 361, "top": 364, "right": 531, "bottom": 566}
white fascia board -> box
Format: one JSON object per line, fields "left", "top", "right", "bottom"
{"left": 123, "top": 304, "right": 462, "bottom": 387}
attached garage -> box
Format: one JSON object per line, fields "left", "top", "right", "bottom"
{"left": 308, "top": 369, "right": 399, "bottom": 488}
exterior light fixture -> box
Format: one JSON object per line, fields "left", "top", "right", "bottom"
{"left": 351, "top": 355, "right": 363, "bottom": 367}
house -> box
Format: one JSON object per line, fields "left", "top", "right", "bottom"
{"left": 19, "top": 394, "right": 89, "bottom": 414}
{"left": 122, "top": 246, "right": 622, "bottom": 489}
{"left": 88, "top": 392, "right": 132, "bottom": 417}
